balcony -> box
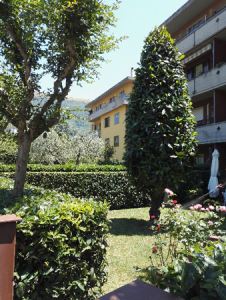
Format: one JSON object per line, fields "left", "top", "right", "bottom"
{"left": 176, "top": 7, "right": 226, "bottom": 54}
{"left": 89, "top": 95, "right": 130, "bottom": 122}
{"left": 196, "top": 121, "right": 226, "bottom": 144}
{"left": 187, "top": 63, "right": 226, "bottom": 96}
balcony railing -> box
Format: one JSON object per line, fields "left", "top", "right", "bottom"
{"left": 89, "top": 95, "right": 130, "bottom": 122}
{"left": 196, "top": 121, "right": 226, "bottom": 144}
{"left": 187, "top": 63, "right": 226, "bottom": 96}
{"left": 176, "top": 6, "right": 226, "bottom": 54}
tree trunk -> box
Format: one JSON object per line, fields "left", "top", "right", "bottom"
{"left": 13, "top": 132, "right": 32, "bottom": 198}
{"left": 149, "top": 193, "right": 164, "bottom": 221}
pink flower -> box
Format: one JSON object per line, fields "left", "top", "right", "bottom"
{"left": 208, "top": 220, "right": 213, "bottom": 225}
{"left": 153, "top": 247, "right": 157, "bottom": 252}
{"left": 209, "top": 205, "right": 215, "bottom": 211}
{"left": 173, "top": 243, "right": 177, "bottom": 247}
{"left": 206, "top": 208, "right": 209, "bottom": 211}
{"left": 220, "top": 206, "right": 226, "bottom": 211}
{"left": 173, "top": 200, "right": 177, "bottom": 204}
{"left": 189, "top": 206, "right": 194, "bottom": 210}
{"left": 200, "top": 208, "right": 205, "bottom": 211}
{"left": 157, "top": 226, "right": 161, "bottom": 230}
{"left": 151, "top": 215, "right": 155, "bottom": 219}
{"left": 172, "top": 207, "right": 175, "bottom": 210}
{"left": 162, "top": 204, "right": 165, "bottom": 208}
{"left": 164, "top": 188, "right": 173, "bottom": 196}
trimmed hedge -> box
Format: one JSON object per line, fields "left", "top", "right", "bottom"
{"left": 24, "top": 171, "right": 151, "bottom": 210}
{"left": 0, "top": 163, "right": 126, "bottom": 173}
{"left": 0, "top": 177, "right": 109, "bottom": 300}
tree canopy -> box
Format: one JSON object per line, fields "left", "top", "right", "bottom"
{"left": 0, "top": 0, "right": 124, "bottom": 197}
{"left": 124, "top": 26, "right": 197, "bottom": 218}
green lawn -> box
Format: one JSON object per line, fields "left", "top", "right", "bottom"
{"left": 102, "top": 207, "right": 153, "bottom": 294}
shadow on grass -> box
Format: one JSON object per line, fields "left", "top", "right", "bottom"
{"left": 109, "top": 218, "right": 153, "bottom": 236}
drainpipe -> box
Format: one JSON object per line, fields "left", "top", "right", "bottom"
{"left": 213, "top": 39, "right": 215, "bottom": 68}
{"left": 0, "top": 215, "right": 22, "bottom": 300}
{"left": 213, "top": 90, "right": 216, "bottom": 123}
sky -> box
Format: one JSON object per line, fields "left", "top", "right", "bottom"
{"left": 41, "top": 0, "right": 189, "bottom": 101}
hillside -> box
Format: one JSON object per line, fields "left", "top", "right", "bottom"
{"left": 62, "top": 98, "right": 90, "bottom": 134}
{"left": 32, "top": 96, "right": 91, "bottom": 134}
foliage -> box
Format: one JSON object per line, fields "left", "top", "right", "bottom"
{"left": 175, "top": 164, "right": 210, "bottom": 203}
{"left": 0, "top": 130, "right": 18, "bottom": 163}
{"left": 30, "top": 129, "right": 105, "bottom": 165}
{"left": 141, "top": 242, "right": 226, "bottom": 300}
{"left": 124, "top": 26, "right": 197, "bottom": 216}
{"left": 139, "top": 189, "right": 226, "bottom": 300}
{"left": 69, "top": 131, "right": 105, "bottom": 164}
{"left": 22, "top": 171, "right": 151, "bottom": 210}
{"left": 0, "top": 163, "right": 126, "bottom": 172}
{"left": 0, "top": 177, "right": 109, "bottom": 300}
{"left": 30, "top": 129, "right": 71, "bottom": 165}
{"left": 98, "top": 145, "right": 118, "bottom": 165}
{"left": 0, "top": 0, "right": 125, "bottom": 197}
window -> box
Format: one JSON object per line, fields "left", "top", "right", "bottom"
{"left": 109, "top": 96, "right": 115, "bottom": 104}
{"left": 92, "top": 124, "right": 97, "bottom": 131}
{"left": 105, "top": 138, "right": 110, "bottom": 145}
{"left": 114, "top": 136, "right": 119, "bottom": 147}
{"left": 119, "top": 90, "right": 124, "bottom": 98}
{"left": 193, "top": 106, "right": 204, "bottom": 123}
{"left": 203, "top": 61, "right": 208, "bottom": 73}
{"left": 114, "top": 113, "right": 119, "bottom": 124}
{"left": 196, "top": 154, "right": 204, "bottom": 165}
{"left": 104, "top": 117, "right": 110, "bottom": 128}
{"left": 195, "top": 64, "right": 203, "bottom": 77}
{"left": 187, "top": 68, "right": 194, "bottom": 80}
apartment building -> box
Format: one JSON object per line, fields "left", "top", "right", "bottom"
{"left": 163, "top": 0, "right": 226, "bottom": 175}
{"left": 85, "top": 75, "right": 134, "bottom": 161}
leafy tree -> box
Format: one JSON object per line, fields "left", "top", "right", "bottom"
{"left": 30, "top": 129, "right": 71, "bottom": 165}
{"left": 124, "top": 26, "right": 197, "bottom": 219}
{"left": 0, "top": 0, "right": 124, "bottom": 197}
{"left": 30, "top": 129, "right": 105, "bottom": 165}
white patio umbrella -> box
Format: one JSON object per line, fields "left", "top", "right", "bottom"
{"left": 208, "top": 149, "right": 219, "bottom": 198}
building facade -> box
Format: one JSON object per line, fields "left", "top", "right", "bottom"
{"left": 163, "top": 0, "right": 226, "bottom": 176}
{"left": 85, "top": 76, "right": 134, "bottom": 161}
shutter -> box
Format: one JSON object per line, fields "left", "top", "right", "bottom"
{"left": 193, "top": 107, "right": 204, "bottom": 122}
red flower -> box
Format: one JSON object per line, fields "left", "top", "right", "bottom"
{"left": 173, "top": 200, "right": 177, "bottom": 204}
{"left": 153, "top": 247, "right": 157, "bottom": 252}
{"left": 157, "top": 226, "right": 161, "bottom": 230}
{"left": 151, "top": 215, "right": 155, "bottom": 219}
{"left": 173, "top": 243, "right": 177, "bottom": 247}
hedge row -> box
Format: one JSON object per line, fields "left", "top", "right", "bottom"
{"left": 0, "top": 163, "right": 126, "bottom": 173}
{"left": 23, "top": 171, "right": 151, "bottom": 210}
{"left": 0, "top": 177, "right": 109, "bottom": 299}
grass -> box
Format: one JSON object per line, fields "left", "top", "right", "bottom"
{"left": 102, "top": 207, "right": 153, "bottom": 294}
{"left": 102, "top": 206, "right": 226, "bottom": 295}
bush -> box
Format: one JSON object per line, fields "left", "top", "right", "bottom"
{"left": 144, "top": 241, "right": 226, "bottom": 300}
{"left": 0, "top": 131, "right": 18, "bottom": 164}
{"left": 175, "top": 165, "right": 210, "bottom": 203}
{"left": 0, "top": 163, "right": 126, "bottom": 173}
{"left": 24, "top": 171, "right": 151, "bottom": 210}
{"left": 0, "top": 177, "right": 109, "bottom": 300}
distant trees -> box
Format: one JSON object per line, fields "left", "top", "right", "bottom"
{"left": 0, "top": 0, "right": 124, "bottom": 197}
{"left": 30, "top": 130, "right": 105, "bottom": 165}
{"left": 124, "top": 26, "right": 197, "bottom": 219}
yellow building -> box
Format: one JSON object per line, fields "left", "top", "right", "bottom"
{"left": 86, "top": 75, "right": 134, "bottom": 161}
